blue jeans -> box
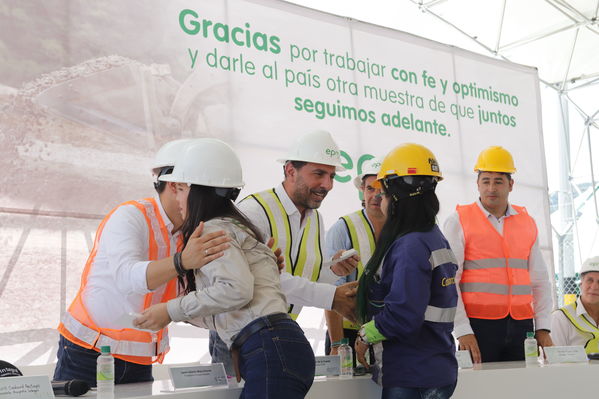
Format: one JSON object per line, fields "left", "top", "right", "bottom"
{"left": 238, "top": 317, "right": 315, "bottom": 399}
{"left": 53, "top": 335, "right": 153, "bottom": 387}
{"left": 209, "top": 330, "right": 235, "bottom": 377}
{"left": 382, "top": 383, "right": 456, "bottom": 399}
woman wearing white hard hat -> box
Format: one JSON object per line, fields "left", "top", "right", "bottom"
{"left": 134, "top": 139, "right": 315, "bottom": 398}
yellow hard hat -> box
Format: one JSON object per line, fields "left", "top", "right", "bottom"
{"left": 376, "top": 143, "right": 443, "bottom": 185}
{"left": 474, "top": 146, "right": 516, "bottom": 174}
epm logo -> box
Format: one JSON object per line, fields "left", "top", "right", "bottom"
{"left": 325, "top": 148, "right": 339, "bottom": 158}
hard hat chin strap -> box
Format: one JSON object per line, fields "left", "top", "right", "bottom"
{"left": 215, "top": 187, "right": 241, "bottom": 202}
{"left": 383, "top": 175, "right": 438, "bottom": 201}
{"left": 154, "top": 166, "right": 174, "bottom": 190}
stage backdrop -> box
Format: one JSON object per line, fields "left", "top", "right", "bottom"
{"left": 0, "top": 0, "right": 552, "bottom": 365}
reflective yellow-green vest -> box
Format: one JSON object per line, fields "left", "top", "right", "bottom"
{"left": 246, "top": 188, "right": 323, "bottom": 320}
{"left": 340, "top": 209, "right": 376, "bottom": 329}
{"left": 558, "top": 300, "right": 599, "bottom": 354}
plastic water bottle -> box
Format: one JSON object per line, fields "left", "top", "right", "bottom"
{"left": 97, "top": 345, "right": 115, "bottom": 398}
{"left": 524, "top": 332, "right": 538, "bottom": 365}
{"left": 338, "top": 338, "right": 353, "bottom": 378}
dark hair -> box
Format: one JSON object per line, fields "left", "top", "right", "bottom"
{"left": 179, "top": 184, "right": 263, "bottom": 294}
{"left": 154, "top": 166, "right": 173, "bottom": 193}
{"left": 356, "top": 176, "right": 439, "bottom": 323}
{"left": 283, "top": 160, "right": 307, "bottom": 178}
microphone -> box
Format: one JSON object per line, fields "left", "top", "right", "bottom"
{"left": 0, "top": 360, "right": 22, "bottom": 378}
{"left": 51, "top": 380, "right": 90, "bottom": 397}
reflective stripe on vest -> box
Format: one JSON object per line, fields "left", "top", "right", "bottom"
{"left": 558, "top": 301, "right": 599, "bottom": 354}
{"left": 340, "top": 209, "right": 376, "bottom": 329}
{"left": 57, "top": 198, "right": 180, "bottom": 364}
{"left": 247, "top": 188, "right": 323, "bottom": 320}
{"left": 457, "top": 203, "right": 536, "bottom": 320}
{"left": 61, "top": 312, "right": 169, "bottom": 357}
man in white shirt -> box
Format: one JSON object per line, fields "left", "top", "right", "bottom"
{"left": 443, "top": 146, "right": 553, "bottom": 363}
{"left": 54, "top": 139, "right": 230, "bottom": 386}
{"left": 552, "top": 256, "right": 599, "bottom": 353}
{"left": 239, "top": 130, "right": 359, "bottom": 316}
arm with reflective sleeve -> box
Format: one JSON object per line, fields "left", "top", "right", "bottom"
{"left": 368, "top": 238, "right": 431, "bottom": 342}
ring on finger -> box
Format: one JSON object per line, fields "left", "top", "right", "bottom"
{"left": 205, "top": 249, "right": 209, "bottom": 256}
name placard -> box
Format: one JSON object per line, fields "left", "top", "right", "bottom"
{"left": 168, "top": 363, "right": 228, "bottom": 389}
{"left": 0, "top": 376, "right": 54, "bottom": 399}
{"left": 314, "top": 355, "right": 341, "bottom": 376}
{"left": 455, "top": 350, "right": 474, "bottom": 369}
{"left": 544, "top": 346, "right": 588, "bottom": 364}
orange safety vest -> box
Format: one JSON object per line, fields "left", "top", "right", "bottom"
{"left": 57, "top": 198, "right": 181, "bottom": 365}
{"left": 457, "top": 202, "right": 536, "bottom": 320}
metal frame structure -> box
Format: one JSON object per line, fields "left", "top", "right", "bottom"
{"left": 412, "top": 0, "right": 599, "bottom": 305}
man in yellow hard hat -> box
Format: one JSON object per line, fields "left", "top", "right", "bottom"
{"left": 552, "top": 256, "right": 599, "bottom": 352}
{"left": 443, "top": 146, "right": 553, "bottom": 363}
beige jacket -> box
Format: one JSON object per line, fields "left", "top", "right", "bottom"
{"left": 166, "top": 217, "right": 287, "bottom": 347}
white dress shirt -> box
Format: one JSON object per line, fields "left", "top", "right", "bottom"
{"left": 551, "top": 297, "right": 599, "bottom": 347}
{"left": 443, "top": 199, "right": 553, "bottom": 338}
{"left": 237, "top": 183, "right": 337, "bottom": 311}
{"left": 83, "top": 195, "right": 181, "bottom": 328}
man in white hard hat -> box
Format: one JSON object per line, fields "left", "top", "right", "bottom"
{"left": 324, "top": 157, "right": 385, "bottom": 365}
{"left": 207, "top": 130, "right": 360, "bottom": 369}
{"left": 552, "top": 256, "right": 599, "bottom": 353}
{"left": 443, "top": 145, "right": 553, "bottom": 363}
{"left": 240, "top": 130, "right": 359, "bottom": 315}
{"left": 54, "top": 139, "right": 231, "bottom": 386}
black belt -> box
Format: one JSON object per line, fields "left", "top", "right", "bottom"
{"left": 231, "top": 313, "right": 291, "bottom": 350}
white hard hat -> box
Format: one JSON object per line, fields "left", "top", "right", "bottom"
{"left": 581, "top": 256, "right": 599, "bottom": 275}
{"left": 160, "top": 139, "right": 244, "bottom": 188}
{"left": 277, "top": 130, "right": 346, "bottom": 171}
{"left": 353, "top": 157, "right": 383, "bottom": 189}
{"left": 152, "top": 139, "right": 197, "bottom": 174}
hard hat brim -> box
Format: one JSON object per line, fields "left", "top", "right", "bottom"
{"left": 353, "top": 175, "right": 363, "bottom": 189}
{"left": 159, "top": 173, "right": 245, "bottom": 188}
{"left": 474, "top": 167, "right": 517, "bottom": 174}
{"left": 353, "top": 173, "right": 379, "bottom": 189}
{"left": 276, "top": 158, "right": 346, "bottom": 171}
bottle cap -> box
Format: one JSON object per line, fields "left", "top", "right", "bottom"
{"left": 526, "top": 332, "right": 534, "bottom": 338}
{"left": 100, "top": 345, "right": 111, "bottom": 354}
{"left": 341, "top": 338, "right": 349, "bottom": 345}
